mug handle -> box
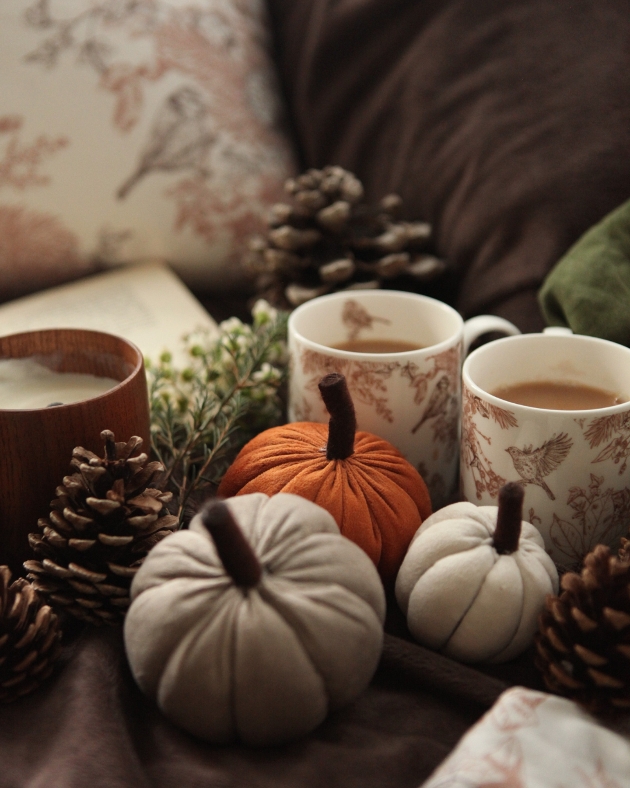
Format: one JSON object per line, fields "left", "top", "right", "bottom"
{"left": 462, "top": 315, "right": 521, "bottom": 356}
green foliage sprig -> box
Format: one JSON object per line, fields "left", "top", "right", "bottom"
{"left": 148, "top": 300, "right": 288, "bottom": 523}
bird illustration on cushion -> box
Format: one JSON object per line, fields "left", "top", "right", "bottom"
{"left": 117, "top": 86, "right": 215, "bottom": 199}
{"left": 505, "top": 433, "right": 573, "bottom": 500}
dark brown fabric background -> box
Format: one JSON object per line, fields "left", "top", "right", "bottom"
{"left": 266, "top": 0, "right": 630, "bottom": 332}
{"left": 0, "top": 624, "right": 535, "bottom": 788}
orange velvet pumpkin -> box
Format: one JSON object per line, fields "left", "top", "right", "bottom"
{"left": 218, "top": 373, "right": 432, "bottom": 582}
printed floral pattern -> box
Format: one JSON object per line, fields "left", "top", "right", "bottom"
{"left": 0, "top": 112, "right": 87, "bottom": 294}
{"left": 405, "top": 345, "right": 460, "bottom": 460}
{"left": 423, "top": 687, "right": 629, "bottom": 788}
{"left": 461, "top": 387, "right": 630, "bottom": 566}
{"left": 296, "top": 341, "right": 459, "bottom": 460}
{"left": 579, "top": 412, "right": 630, "bottom": 475}
{"left": 298, "top": 346, "right": 400, "bottom": 423}
{"left": 461, "top": 385, "right": 518, "bottom": 499}
{"left": 0, "top": 0, "right": 296, "bottom": 296}
{"left": 0, "top": 115, "right": 67, "bottom": 190}
{"left": 0, "top": 205, "right": 83, "bottom": 294}
{"left": 548, "top": 473, "right": 630, "bottom": 569}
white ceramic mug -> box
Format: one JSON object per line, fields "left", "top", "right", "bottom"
{"left": 461, "top": 328, "right": 630, "bottom": 569}
{"left": 288, "top": 290, "right": 519, "bottom": 508}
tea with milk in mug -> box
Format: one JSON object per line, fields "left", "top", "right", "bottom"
{"left": 332, "top": 339, "right": 425, "bottom": 353}
{"left": 491, "top": 379, "right": 626, "bottom": 410}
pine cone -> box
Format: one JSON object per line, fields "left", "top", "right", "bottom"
{"left": 535, "top": 544, "right": 630, "bottom": 714}
{"left": 25, "top": 430, "right": 178, "bottom": 626}
{"left": 0, "top": 567, "right": 62, "bottom": 703}
{"left": 245, "top": 165, "right": 447, "bottom": 308}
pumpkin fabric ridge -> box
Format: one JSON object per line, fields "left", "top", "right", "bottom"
{"left": 124, "top": 492, "right": 386, "bottom": 746}
{"left": 217, "top": 373, "right": 433, "bottom": 582}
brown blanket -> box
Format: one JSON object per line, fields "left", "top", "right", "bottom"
{"left": 0, "top": 618, "right": 543, "bottom": 788}
{"left": 266, "top": 0, "right": 630, "bottom": 333}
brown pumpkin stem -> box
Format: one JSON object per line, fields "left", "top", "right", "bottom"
{"left": 493, "top": 482, "right": 524, "bottom": 554}
{"left": 318, "top": 373, "right": 357, "bottom": 460}
{"left": 199, "top": 500, "right": 262, "bottom": 588}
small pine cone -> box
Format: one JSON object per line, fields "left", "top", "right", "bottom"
{"left": 0, "top": 567, "right": 62, "bottom": 703}
{"left": 535, "top": 544, "right": 630, "bottom": 715}
{"left": 244, "top": 165, "right": 447, "bottom": 308}
{"left": 619, "top": 536, "right": 630, "bottom": 563}
{"left": 25, "top": 430, "right": 178, "bottom": 626}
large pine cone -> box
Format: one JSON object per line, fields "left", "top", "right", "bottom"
{"left": 0, "top": 567, "right": 62, "bottom": 702}
{"left": 535, "top": 544, "right": 630, "bottom": 714}
{"left": 245, "top": 165, "right": 447, "bottom": 308}
{"left": 25, "top": 430, "right": 178, "bottom": 625}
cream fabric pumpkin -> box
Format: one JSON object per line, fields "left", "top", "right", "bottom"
{"left": 124, "top": 492, "right": 386, "bottom": 746}
{"left": 395, "top": 484, "right": 559, "bottom": 664}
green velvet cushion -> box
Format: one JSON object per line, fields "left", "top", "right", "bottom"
{"left": 539, "top": 198, "right": 630, "bottom": 345}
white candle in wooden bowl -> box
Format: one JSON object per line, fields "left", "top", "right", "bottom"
{"left": 0, "top": 328, "right": 151, "bottom": 576}
{"left": 0, "top": 357, "right": 119, "bottom": 409}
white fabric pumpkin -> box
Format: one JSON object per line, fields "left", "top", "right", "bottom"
{"left": 395, "top": 485, "right": 559, "bottom": 664}
{"left": 124, "top": 492, "right": 386, "bottom": 746}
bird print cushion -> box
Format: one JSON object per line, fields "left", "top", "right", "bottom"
{"left": 423, "top": 686, "right": 630, "bottom": 788}
{"left": 0, "top": 0, "right": 297, "bottom": 301}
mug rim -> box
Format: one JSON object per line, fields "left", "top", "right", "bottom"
{"left": 288, "top": 289, "right": 464, "bottom": 359}
{"left": 462, "top": 331, "right": 630, "bottom": 416}
{"left": 0, "top": 327, "right": 145, "bottom": 413}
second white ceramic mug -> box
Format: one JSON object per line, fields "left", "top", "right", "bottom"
{"left": 461, "top": 329, "right": 630, "bottom": 569}
{"left": 288, "top": 290, "right": 519, "bottom": 508}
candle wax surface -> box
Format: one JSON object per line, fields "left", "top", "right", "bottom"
{"left": 0, "top": 357, "right": 119, "bottom": 410}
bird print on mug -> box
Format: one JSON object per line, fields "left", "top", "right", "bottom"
{"left": 505, "top": 433, "right": 573, "bottom": 500}
{"left": 117, "top": 86, "right": 215, "bottom": 199}
{"left": 341, "top": 299, "right": 390, "bottom": 341}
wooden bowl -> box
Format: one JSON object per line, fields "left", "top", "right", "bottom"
{"left": 0, "top": 328, "right": 151, "bottom": 575}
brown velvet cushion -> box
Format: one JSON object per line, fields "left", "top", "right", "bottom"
{"left": 266, "top": 0, "right": 630, "bottom": 332}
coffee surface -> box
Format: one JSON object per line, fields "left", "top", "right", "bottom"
{"left": 332, "top": 338, "right": 424, "bottom": 353}
{"left": 491, "top": 379, "right": 625, "bottom": 410}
